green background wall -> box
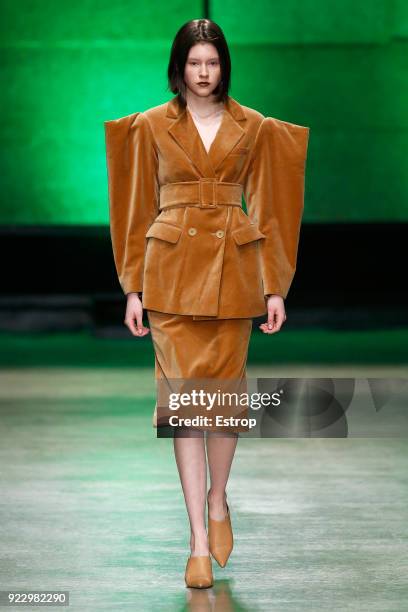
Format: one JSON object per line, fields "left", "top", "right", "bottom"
{"left": 0, "top": 0, "right": 407, "bottom": 224}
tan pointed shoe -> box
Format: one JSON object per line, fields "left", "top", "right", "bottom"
{"left": 207, "top": 493, "right": 233, "bottom": 567}
{"left": 185, "top": 554, "right": 213, "bottom": 588}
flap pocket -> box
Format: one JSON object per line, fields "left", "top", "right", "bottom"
{"left": 145, "top": 221, "right": 182, "bottom": 244}
{"left": 232, "top": 224, "right": 266, "bottom": 245}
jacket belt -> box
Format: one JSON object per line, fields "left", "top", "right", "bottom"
{"left": 159, "top": 178, "right": 243, "bottom": 210}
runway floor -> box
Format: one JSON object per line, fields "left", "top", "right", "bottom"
{"left": 0, "top": 331, "right": 407, "bottom": 611}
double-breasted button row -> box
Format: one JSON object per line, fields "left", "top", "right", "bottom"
{"left": 187, "top": 227, "right": 224, "bottom": 238}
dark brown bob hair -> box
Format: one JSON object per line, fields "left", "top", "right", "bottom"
{"left": 167, "top": 19, "right": 231, "bottom": 108}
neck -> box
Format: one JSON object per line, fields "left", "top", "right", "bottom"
{"left": 185, "top": 90, "right": 225, "bottom": 116}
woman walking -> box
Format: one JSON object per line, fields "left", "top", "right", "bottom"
{"left": 104, "top": 18, "right": 309, "bottom": 589}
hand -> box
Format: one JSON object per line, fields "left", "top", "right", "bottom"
{"left": 124, "top": 292, "right": 150, "bottom": 337}
{"left": 259, "top": 294, "right": 287, "bottom": 334}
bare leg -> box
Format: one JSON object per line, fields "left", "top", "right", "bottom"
{"left": 206, "top": 431, "right": 238, "bottom": 518}
{"left": 173, "top": 427, "right": 209, "bottom": 556}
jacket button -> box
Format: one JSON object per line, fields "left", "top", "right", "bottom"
{"left": 188, "top": 227, "right": 197, "bottom": 236}
{"left": 215, "top": 230, "right": 224, "bottom": 238}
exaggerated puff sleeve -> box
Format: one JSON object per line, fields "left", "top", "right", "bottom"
{"left": 243, "top": 116, "right": 310, "bottom": 300}
{"left": 104, "top": 112, "right": 159, "bottom": 295}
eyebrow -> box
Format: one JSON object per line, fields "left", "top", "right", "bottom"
{"left": 188, "top": 57, "right": 219, "bottom": 61}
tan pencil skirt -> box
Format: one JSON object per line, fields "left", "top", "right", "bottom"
{"left": 147, "top": 310, "right": 253, "bottom": 433}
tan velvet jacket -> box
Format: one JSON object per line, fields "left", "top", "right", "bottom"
{"left": 104, "top": 95, "right": 310, "bottom": 320}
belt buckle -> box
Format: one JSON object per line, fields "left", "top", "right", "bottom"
{"left": 198, "top": 178, "right": 217, "bottom": 208}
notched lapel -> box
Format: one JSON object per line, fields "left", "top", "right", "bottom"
{"left": 168, "top": 107, "right": 214, "bottom": 178}
{"left": 209, "top": 108, "right": 245, "bottom": 173}
{"left": 166, "top": 95, "right": 247, "bottom": 178}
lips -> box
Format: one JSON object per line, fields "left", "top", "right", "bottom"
{"left": 198, "top": 82, "right": 209, "bottom": 86}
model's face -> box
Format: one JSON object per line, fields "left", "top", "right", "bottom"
{"left": 184, "top": 42, "right": 222, "bottom": 97}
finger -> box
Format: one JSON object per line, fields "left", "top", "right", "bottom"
{"left": 125, "top": 313, "right": 139, "bottom": 336}
{"left": 260, "top": 310, "right": 282, "bottom": 334}
{"left": 266, "top": 308, "right": 278, "bottom": 331}
{"left": 272, "top": 308, "right": 287, "bottom": 331}
{"left": 259, "top": 325, "right": 275, "bottom": 334}
{"left": 273, "top": 311, "right": 285, "bottom": 332}
{"left": 135, "top": 310, "right": 145, "bottom": 336}
{"left": 259, "top": 322, "right": 275, "bottom": 334}
{"left": 126, "top": 320, "right": 150, "bottom": 337}
{"left": 259, "top": 321, "right": 275, "bottom": 329}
